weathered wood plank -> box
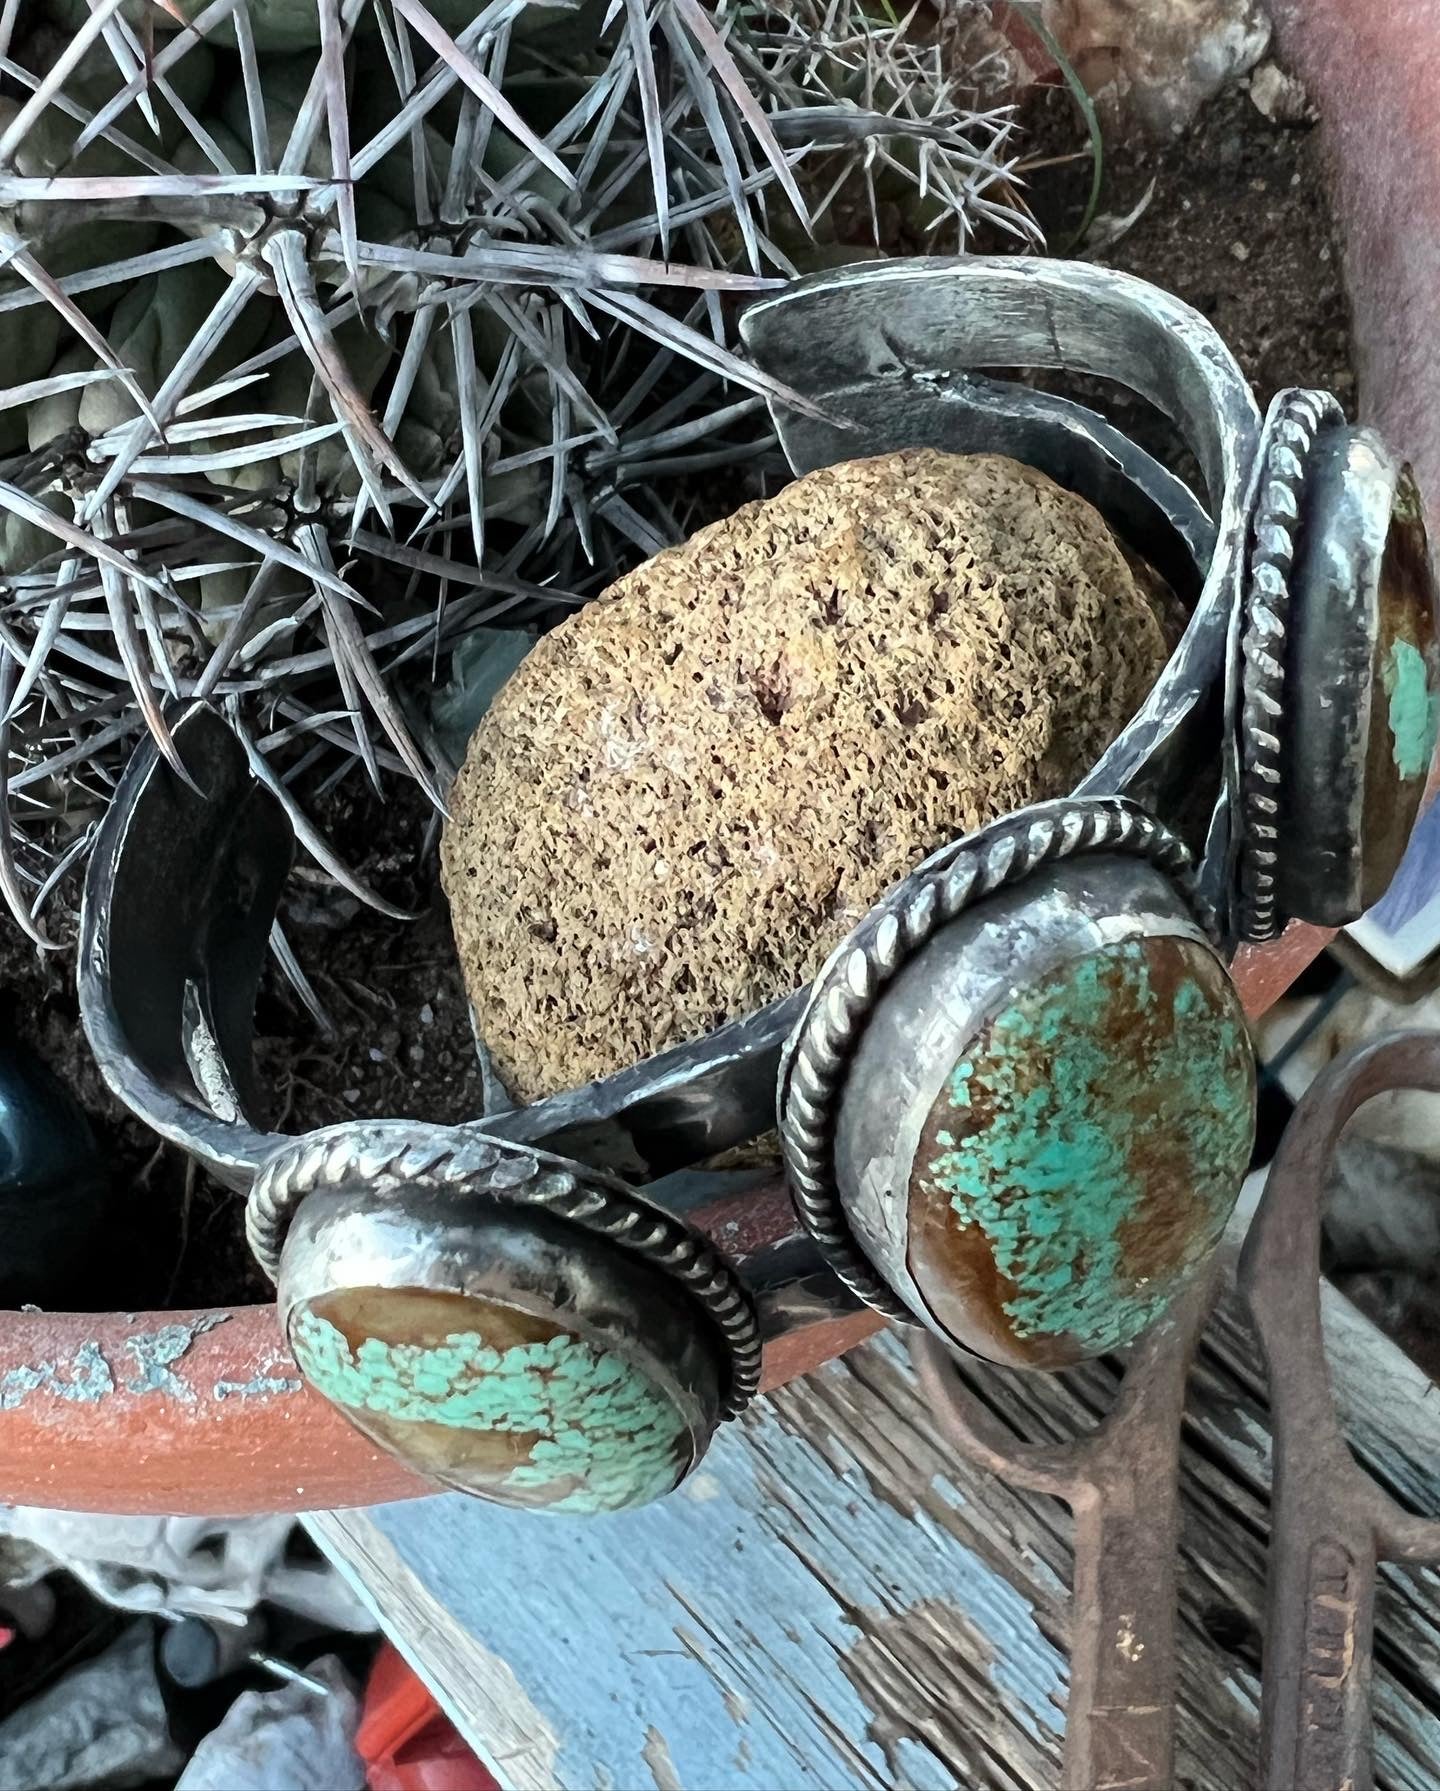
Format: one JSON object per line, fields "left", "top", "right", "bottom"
{"left": 309, "top": 1230, "right": 1440, "bottom": 1791}
{"left": 311, "top": 1334, "right": 1071, "bottom": 1791}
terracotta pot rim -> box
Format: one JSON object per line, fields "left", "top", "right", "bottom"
{"left": 0, "top": 922, "right": 1332, "bottom": 1515}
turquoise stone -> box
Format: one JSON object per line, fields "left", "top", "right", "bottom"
{"left": 289, "top": 1286, "right": 694, "bottom": 1513}
{"left": 906, "top": 935, "right": 1255, "bottom": 1368}
{"left": 1355, "top": 467, "right": 1439, "bottom": 907}
{"left": 1382, "top": 637, "right": 1439, "bottom": 782}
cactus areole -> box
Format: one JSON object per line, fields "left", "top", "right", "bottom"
{"left": 46, "top": 255, "right": 1439, "bottom": 1517}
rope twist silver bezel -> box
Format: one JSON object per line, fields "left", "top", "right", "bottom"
{"left": 1237, "top": 387, "right": 1346, "bottom": 941}
{"left": 247, "top": 1124, "right": 761, "bottom": 1416}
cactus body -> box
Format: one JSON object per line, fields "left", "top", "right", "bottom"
{"left": 0, "top": 0, "right": 1034, "bottom": 940}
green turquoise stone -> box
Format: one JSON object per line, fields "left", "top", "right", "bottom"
{"left": 1382, "top": 638, "right": 1438, "bottom": 782}
{"left": 1357, "top": 467, "right": 1439, "bottom": 905}
{"left": 906, "top": 936, "right": 1255, "bottom": 1368}
{"left": 289, "top": 1286, "right": 694, "bottom": 1512}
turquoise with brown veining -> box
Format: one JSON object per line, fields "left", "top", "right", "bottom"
{"left": 906, "top": 936, "right": 1255, "bottom": 1369}
{"left": 289, "top": 1286, "right": 693, "bottom": 1512}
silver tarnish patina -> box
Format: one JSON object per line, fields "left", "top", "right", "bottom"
{"left": 250, "top": 1121, "right": 761, "bottom": 1414}
{"left": 1253, "top": 408, "right": 1439, "bottom": 927}
{"left": 776, "top": 798, "right": 1202, "bottom": 1319}
{"left": 1236, "top": 389, "right": 1347, "bottom": 940}
{"left": 836, "top": 860, "right": 1252, "bottom": 1363}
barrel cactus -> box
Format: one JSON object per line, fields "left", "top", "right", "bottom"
{"left": 0, "top": 0, "right": 1036, "bottom": 946}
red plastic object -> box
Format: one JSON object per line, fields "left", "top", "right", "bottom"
{"left": 359, "top": 1642, "right": 499, "bottom": 1791}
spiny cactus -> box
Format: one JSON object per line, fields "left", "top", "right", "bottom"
{"left": 0, "top": 0, "right": 1037, "bottom": 949}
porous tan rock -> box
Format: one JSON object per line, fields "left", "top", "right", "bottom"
{"left": 442, "top": 450, "right": 1172, "bottom": 1102}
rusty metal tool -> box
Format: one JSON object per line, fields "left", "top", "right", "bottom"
{"left": 913, "top": 1264, "right": 1217, "bottom": 1791}
{"left": 1240, "top": 1028, "right": 1440, "bottom": 1791}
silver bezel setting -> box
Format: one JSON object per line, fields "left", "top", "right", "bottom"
{"left": 1236, "top": 388, "right": 1345, "bottom": 940}
{"left": 776, "top": 797, "right": 1202, "bottom": 1319}
{"left": 248, "top": 1122, "right": 762, "bottom": 1415}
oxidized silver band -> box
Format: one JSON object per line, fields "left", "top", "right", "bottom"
{"left": 1236, "top": 389, "right": 1346, "bottom": 940}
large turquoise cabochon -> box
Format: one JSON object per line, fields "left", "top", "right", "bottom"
{"left": 289, "top": 1286, "right": 695, "bottom": 1513}
{"left": 907, "top": 935, "right": 1255, "bottom": 1368}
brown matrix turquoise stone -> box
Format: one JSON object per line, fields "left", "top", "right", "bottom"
{"left": 907, "top": 935, "right": 1255, "bottom": 1369}
{"left": 289, "top": 1286, "right": 695, "bottom": 1513}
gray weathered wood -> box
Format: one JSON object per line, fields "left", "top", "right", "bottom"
{"left": 308, "top": 1229, "right": 1440, "bottom": 1791}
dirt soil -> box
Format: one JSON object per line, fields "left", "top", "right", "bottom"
{"left": 0, "top": 80, "right": 1353, "bottom": 1312}
{"left": 1024, "top": 80, "right": 1351, "bottom": 413}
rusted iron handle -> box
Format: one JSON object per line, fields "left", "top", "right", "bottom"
{"left": 1243, "top": 1030, "right": 1440, "bottom": 1791}
{"left": 911, "top": 1335, "right": 1092, "bottom": 1499}
{"left": 914, "top": 1265, "right": 1217, "bottom": 1791}
{"left": 912, "top": 1268, "right": 1217, "bottom": 1494}
{"left": 916, "top": 1335, "right": 1178, "bottom": 1789}
{"left": 1067, "top": 1484, "right": 1179, "bottom": 1791}
{"left": 1259, "top": 1485, "right": 1382, "bottom": 1791}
